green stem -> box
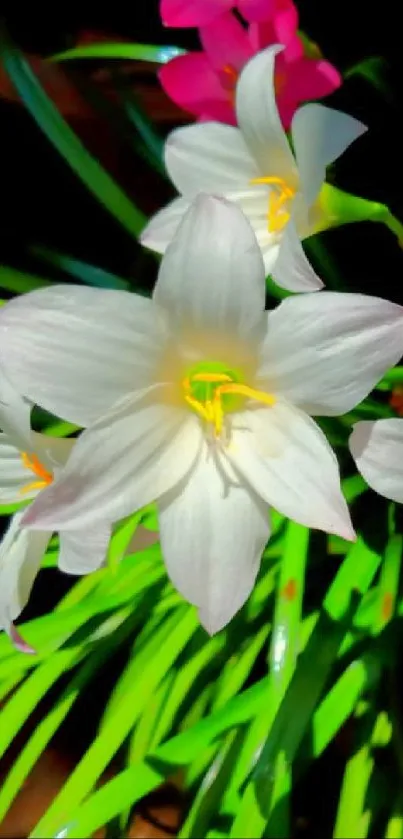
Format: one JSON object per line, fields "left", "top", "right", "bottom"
{"left": 229, "top": 523, "right": 309, "bottom": 838}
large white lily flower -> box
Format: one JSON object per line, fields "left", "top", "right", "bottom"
{"left": 350, "top": 419, "right": 403, "bottom": 503}
{"left": 140, "top": 45, "right": 367, "bottom": 292}
{"left": 1, "top": 197, "right": 403, "bottom": 632}
{"left": 0, "top": 382, "right": 111, "bottom": 642}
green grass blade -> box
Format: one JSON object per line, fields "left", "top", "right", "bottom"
{"left": 229, "top": 524, "right": 309, "bottom": 837}
{"left": 0, "top": 265, "right": 50, "bottom": 293}
{"left": 0, "top": 609, "right": 140, "bottom": 821}
{"left": 180, "top": 729, "right": 245, "bottom": 838}
{"left": 31, "top": 245, "right": 130, "bottom": 290}
{"left": 304, "top": 654, "right": 381, "bottom": 762}
{"left": 333, "top": 711, "right": 392, "bottom": 838}
{"left": 186, "top": 623, "right": 271, "bottom": 788}
{"left": 40, "top": 680, "right": 267, "bottom": 839}
{"left": 373, "top": 534, "right": 402, "bottom": 634}
{"left": 30, "top": 608, "right": 198, "bottom": 837}
{"left": 386, "top": 795, "right": 403, "bottom": 838}
{"left": 51, "top": 43, "right": 186, "bottom": 63}
{"left": 0, "top": 26, "right": 146, "bottom": 239}
{"left": 345, "top": 56, "right": 394, "bottom": 103}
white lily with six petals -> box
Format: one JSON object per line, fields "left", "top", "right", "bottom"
{"left": 141, "top": 45, "right": 367, "bottom": 291}
{"left": 0, "top": 377, "right": 111, "bottom": 644}
{"left": 1, "top": 197, "right": 403, "bottom": 632}
{"left": 350, "top": 419, "right": 403, "bottom": 504}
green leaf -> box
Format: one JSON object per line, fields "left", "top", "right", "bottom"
{"left": 0, "top": 26, "right": 146, "bottom": 239}
{"left": 0, "top": 609, "right": 140, "bottom": 822}
{"left": 116, "top": 90, "right": 165, "bottom": 176}
{"left": 302, "top": 654, "right": 380, "bottom": 763}
{"left": 31, "top": 608, "right": 198, "bottom": 837}
{"left": 230, "top": 524, "right": 309, "bottom": 837}
{"left": 31, "top": 245, "right": 130, "bottom": 290}
{"left": 373, "top": 534, "right": 402, "bottom": 634}
{"left": 333, "top": 711, "right": 392, "bottom": 838}
{"left": 41, "top": 680, "right": 267, "bottom": 839}
{"left": 386, "top": 795, "right": 403, "bottom": 839}
{"left": 50, "top": 42, "right": 186, "bottom": 64}
{"left": 345, "top": 56, "right": 394, "bottom": 103}
{"left": 0, "top": 265, "right": 50, "bottom": 293}
{"left": 180, "top": 730, "right": 245, "bottom": 839}
{"left": 186, "top": 623, "right": 271, "bottom": 788}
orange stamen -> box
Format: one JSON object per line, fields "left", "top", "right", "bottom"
{"left": 20, "top": 451, "right": 53, "bottom": 495}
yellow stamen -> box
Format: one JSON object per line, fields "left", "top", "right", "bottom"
{"left": 250, "top": 175, "right": 295, "bottom": 233}
{"left": 218, "top": 382, "right": 276, "bottom": 406}
{"left": 20, "top": 451, "right": 53, "bottom": 495}
{"left": 183, "top": 371, "right": 275, "bottom": 441}
{"left": 190, "top": 372, "right": 233, "bottom": 384}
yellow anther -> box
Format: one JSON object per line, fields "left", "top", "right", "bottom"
{"left": 250, "top": 175, "right": 295, "bottom": 233}
{"left": 182, "top": 371, "right": 275, "bottom": 442}
{"left": 20, "top": 451, "right": 53, "bottom": 495}
{"left": 191, "top": 372, "right": 233, "bottom": 384}
{"left": 184, "top": 394, "right": 212, "bottom": 424}
{"left": 217, "top": 383, "right": 276, "bottom": 408}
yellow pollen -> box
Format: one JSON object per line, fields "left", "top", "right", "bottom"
{"left": 20, "top": 451, "right": 53, "bottom": 495}
{"left": 250, "top": 175, "right": 295, "bottom": 233}
{"left": 183, "top": 372, "right": 275, "bottom": 440}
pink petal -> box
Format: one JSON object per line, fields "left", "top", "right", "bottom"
{"left": 159, "top": 52, "right": 229, "bottom": 120}
{"left": 10, "top": 623, "right": 36, "bottom": 655}
{"left": 276, "top": 95, "right": 297, "bottom": 129}
{"left": 200, "top": 13, "right": 253, "bottom": 73}
{"left": 198, "top": 100, "right": 237, "bottom": 124}
{"left": 249, "top": 0, "right": 299, "bottom": 51}
{"left": 237, "top": 0, "right": 277, "bottom": 22}
{"left": 285, "top": 57, "right": 342, "bottom": 102}
{"left": 160, "top": 0, "right": 232, "bottom": 28}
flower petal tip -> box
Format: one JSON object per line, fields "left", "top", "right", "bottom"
{"left": 10, "top": 624, "right": 36, "bottom": 655}
{"left": 336, "top": 520, "right": 357, "bottom": 543}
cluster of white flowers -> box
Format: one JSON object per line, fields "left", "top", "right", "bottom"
{"left": 1, "top": 47, "right": 403, "bottom": 640}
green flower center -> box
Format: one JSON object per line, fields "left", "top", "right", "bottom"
{"left": 182, "top": 360, "right": 276, "bottom": 439}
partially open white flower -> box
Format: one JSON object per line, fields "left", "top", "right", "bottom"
{"left": 350, "top": 419, "right": 403, "bottom": 503}
{"left": 1, "top": 197, "right": 403, "bottom": 632}
{"left": 0, "top": 381, "right": 110, "bottom": 643}
{"left": 141, "top": 45, "right": 366, "bottom": 292}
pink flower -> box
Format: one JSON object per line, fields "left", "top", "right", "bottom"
{"left": 159, "top": 4, "right": 341, "bottom": 129}
{"left": 161, "top": 0, "right": 276, "bottom": 27}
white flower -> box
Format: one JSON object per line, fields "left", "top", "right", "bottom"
{"left": 350, "top": 419, "right": 403, "bottom": 503}
{"left": 140, "top": 45, "right": 367, "bottom": 292}
{"left": 1, "top": 196, "right": 403, "bottom": 632}
{"left": 0, "top": 382, "right": 111, "bottom": 642}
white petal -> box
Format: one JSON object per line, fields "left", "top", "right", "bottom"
{"left": 235, "top": 46, "right": 297, "bottom": 182}
{"left": 164, "top": 122, "right": 258, "bottom": 197}
{"left": 259, "top": 292, "right": 403, "bottom": 416}
{"left": 0, "top": 512, "right": 51, "bottom": 633}
{"left": 154, "top": 194, "right": 266, "bottom": 345}
{"left": 271, "top": 216, "right": 324, "bottom": 292}
{"left": 0, "top": 432, "right": 36, "bottom": 503}
{"left": 291, "top": 104, "right": 367, "bottom": 207}
{"left": 32, "top": 432, "right": 75, "bottom": 472}
{"left": 140, "top": 197, "right": 190, "bottom": 255}
{"left": 0, "top": 285, "right": 164, "bottom": 427}
{"left": 158, "top": 441, "right": 270, "bottom": 633}
{"left": 227, "top": 402, "right": 355, "bottom": 539}
{"left": 0, "top": 371, "right": 32, "bottom": 450}
{"left": 58, "top": 525, "right": 111, "bottom": 575}
{"left": 349, "top": 419, "right": 403, "bottom": 503}
{"left": 22, "top": 386, "right": 202, "bottom": 530}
